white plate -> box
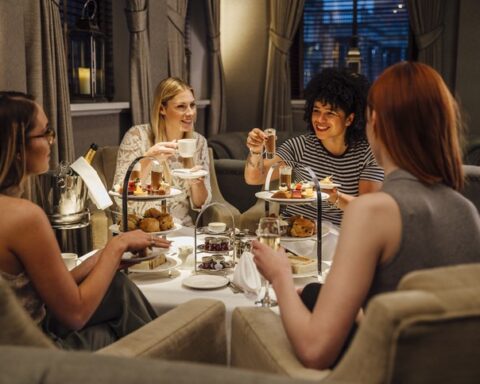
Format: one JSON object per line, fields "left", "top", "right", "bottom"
{"left": 255, "top": 191, "right": 328, "bottom": 204}
{"left": 281, "top": 224, "right": 330, "bottom": 241}
{"left": 110, "top": 222, "right": 182, "bottom": 235}
{"left": 109, "top": 187, "right": 182, "bottom": 201}
{"left": 128, "top": 256, "right": 181, "bottom": 273}
{"left": 182, "top": 274, "right": 230, "bottom": 290}
{"left": 319, "top": 182, "right": 341, "bottom": 190}
{"left": 171, "top": 169, "right": 208, "bottom": 179}
{"left": 121, "top": 249, "right": 165, "bottom": 263}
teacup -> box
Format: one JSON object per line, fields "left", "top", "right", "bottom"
{"left": 208, "top": 222, "right": 226, "bottom": 233}
{"left": 177, "top": 139, "right": 196, "bottom": 158}
{"left": 61, "top": 252, "right": 78, "bottom": 270}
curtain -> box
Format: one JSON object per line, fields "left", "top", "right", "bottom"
{"left": 407, "top": 0, "right": 445, "bottom": 75}
{"left": 40, "top": 0, "right": 74, "bottom": 165}
{"left": 205, "top": 0, "right": 226, "bottom": 137}
{"left": 126, "top": 0, "right": 152, "bottom": 125}
{"left": 262, "top": 0, "right": 304, "bottom": 133}
{"left": 167, "top": 0, "right": 188, "bottom": 79}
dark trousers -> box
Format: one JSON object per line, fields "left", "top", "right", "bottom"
{"left": 43, "top": 271, "right": 157, "bottom": 351}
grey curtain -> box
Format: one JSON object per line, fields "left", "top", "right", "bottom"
{"left": 167, "top": 0, "right": 188, "bottom": 79}
{"left": 205, "top": 0, "right": 226, "bottom": 136}
{"left": 40, "top": 0, "right": 74, "bottom": 165}
{"left": 407, "top": 0, "right": 445, "bottom": 74}
{"left": 262, "top": 0, "right": 304, "bottom": 133}
{"left": 126, "top": 0, "right": 152, "bottom": 125}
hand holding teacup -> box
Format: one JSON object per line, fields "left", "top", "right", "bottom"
{"left": 145, "top": 141, "right": 178, "bottom": 161}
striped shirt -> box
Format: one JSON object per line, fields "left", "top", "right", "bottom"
{"left": 276, "top": 133, "right": 384, "bottom": 226}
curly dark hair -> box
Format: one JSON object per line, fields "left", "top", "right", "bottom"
{"left": 304, "top": 68, "right": 370, "bottom": 146}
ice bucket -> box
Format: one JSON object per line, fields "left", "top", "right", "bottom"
{"left": 38, "top": 171, "right": 89, "bottom": 225}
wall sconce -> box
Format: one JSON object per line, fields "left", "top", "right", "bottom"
{"left": 69, "top": 0, "right": 106, "bottom": 101}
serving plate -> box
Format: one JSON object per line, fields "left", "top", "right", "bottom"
{"left": 109, "top": 187, "right": 182, "bottom": 201}
{"left": 182, "top": 274, "right": 229, "bottom": 290}
{"left": 121, "top": 249, "right": 166, "bottom": 263}
{"left": 255, "top": 191, "right": 328, "bottom": 204}
{"left": 128, "top": 256, "right": 181, "bottom": 273}
{"left": 171, "top": 169, "right": 208, "bottom": 179}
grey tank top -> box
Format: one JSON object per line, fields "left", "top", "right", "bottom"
{"left": 367, "top": 169, "right": 480, "bottom": 302}
{"left": 0, "top": 270, "right": 46, "bottom": 324}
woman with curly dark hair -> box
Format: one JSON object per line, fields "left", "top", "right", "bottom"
{"left": 245, "top": 67, "right": 383, "bottom": 226}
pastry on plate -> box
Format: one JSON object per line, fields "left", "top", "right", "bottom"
{"left": 271, "top": 190, "right": 292, "bottom": 199}
{"left": 139, "top": 217, "right": 161, "bottom": 232}
{"left": 290, "top": 217, "right": 315, "bottom": 237}
{"left": 134, "top": 253, "right": 167, "bottom": 270}
{"left": 286, "top": 253, "right": 317, "bottom": 275}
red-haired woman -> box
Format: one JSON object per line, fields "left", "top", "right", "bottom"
{"left": 252, "top": 62, "right": 480, "bottom": 369}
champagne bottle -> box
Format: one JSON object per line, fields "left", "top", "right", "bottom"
{"left": 83, "top": 143, "right": 98, "bottom": 165}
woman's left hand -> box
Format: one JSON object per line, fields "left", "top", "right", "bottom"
{"left": 187, "top": 165, "right": 205, "bottom": 187}
{"left": 251, "top": 239, "right": 292, "bottom": 284}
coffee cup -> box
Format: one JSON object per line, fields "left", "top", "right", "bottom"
{"left": 61, "top": 252, "right": 78, "bottom": 270}
{"left": 208, "top": 222, "right": 226, "bottom": 233}
{"left": 177, "top": 139, "right": 196, "bottom": 158}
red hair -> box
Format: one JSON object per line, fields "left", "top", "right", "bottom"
{"left": 368, "top": 62, "right": 463, "bottom": 190}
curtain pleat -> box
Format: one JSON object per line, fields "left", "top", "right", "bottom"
{"left": 262, "top": 0, "right": 304, "bottom": 133}
{"left": 407, "top": 0, "right": 445, "bottom": 74}
{"left": 126, "top": 0, "right": 152, "bottom": 126}
{"left": 167, "top": 0, "right": 188, "bottom": 79}
{"left": 205, "top": 0, "right": 226, "bottom": 137}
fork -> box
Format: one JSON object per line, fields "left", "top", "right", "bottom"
{"left": 228, "top": 281, "right": 244, "bottom": 294}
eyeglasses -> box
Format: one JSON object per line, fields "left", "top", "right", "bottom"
{"left": 28, "top": 126, "right": 56, "bottom": 145}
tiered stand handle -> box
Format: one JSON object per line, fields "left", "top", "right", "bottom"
{"left": 121, "top": 156, "right": 164, "bottom": 233}
{"left": 193, "top": 202, "right": 237, "bottom": 274}
{"left": 263, "top": 164, "right": 323, "bottom": 275}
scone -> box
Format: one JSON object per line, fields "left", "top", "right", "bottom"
{"left": 144, "top": 207, "right": 163, "bottom": 218}
{"left": 139, "top": 217, "right": 161, "bottom": 232}
{"left": 272, "top": 190, "right": 291, "bottom": 199}
{"left": 290, "top": 217, "right": 315, "bottom": 237}
{"left": 119, "top": 213, "right": 140, "bottom": 231}
{"left": 157, "top": 213, "right": 174, "bottom": 231}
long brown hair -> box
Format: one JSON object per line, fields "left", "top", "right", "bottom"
{"left": 0, "top": 91, "right": 36, "bottom": 195}
{"left": 368, "top": 61, "right": 464, "bottom": 190}
{"left": 150, "top": 77, "right": 195, "bottom": 143}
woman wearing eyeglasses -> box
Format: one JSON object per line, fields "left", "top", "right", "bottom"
{"left": 0, "top": 91, "right": 171, "bottom": 350}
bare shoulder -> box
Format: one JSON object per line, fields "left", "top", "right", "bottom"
{"left": 346, "top": 191, "right": 398, "bottom": 221}
{"left": 0, "top": 196, "right": 48, "bottom": 227}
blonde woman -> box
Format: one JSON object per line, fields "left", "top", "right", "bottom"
{"left": 114, "top": 77, "right": 211, "bottom": 226}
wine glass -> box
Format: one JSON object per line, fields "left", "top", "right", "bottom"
{"left": 255, "top": 217, "right": 281, "bottom": 307}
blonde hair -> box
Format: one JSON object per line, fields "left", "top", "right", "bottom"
{"left": 150, "top": 77, "right": 195, "bottom": 143}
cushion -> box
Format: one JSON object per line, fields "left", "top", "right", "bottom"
{"left": 0, "top": 276, "right": 55, "bottom": 348}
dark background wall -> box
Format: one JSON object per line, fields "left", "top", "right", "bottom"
{"left": 71, "top": 0, "right": 480, "bottom": 158}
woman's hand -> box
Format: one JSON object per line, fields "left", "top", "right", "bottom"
{"left": 145, "top": 141, "right": 177, "bottom": 160}
{"left": 251, "top": 239, "right": 292, "bottom": 284}
{"left": 114, "top": 230, "right": 172, "bottom": 254}
{"left": 246, "top": 128, "right": 266, "bottom": 154}
{"left": 187, "top": 165, "right": 206, "bottom": 188}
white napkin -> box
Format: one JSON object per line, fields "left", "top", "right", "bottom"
{"left": 70, "top": 157, "right": 113, "bottom": 210}
{"left": 233, "top": 251, "right": 262, "bottom": 300}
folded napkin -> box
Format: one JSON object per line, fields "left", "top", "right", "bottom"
{"left": 70, "top": 157, "right": 113, "bottom": 210}
{"left": 233, "top": 251, "right": 262, "bottom": 300}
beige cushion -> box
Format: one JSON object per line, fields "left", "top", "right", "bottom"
{"left": 0, "top": 276, "right": 55, "bottom": 348}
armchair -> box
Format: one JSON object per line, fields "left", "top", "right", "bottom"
{"left": 231, "top": 263, "right": 480, "bottom": 383}
{"left": 0, "top": 275, "right": 227, "bottom": 364}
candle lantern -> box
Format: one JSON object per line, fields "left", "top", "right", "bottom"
{"left": 69, "top": 0, "right": 106, "bottom": 101}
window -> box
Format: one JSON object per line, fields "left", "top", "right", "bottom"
{"left": 59, "top": 0, "right": 114, "bottom": 100}
{"left": 292, "top": 0, "right": 410, "bottom": 97}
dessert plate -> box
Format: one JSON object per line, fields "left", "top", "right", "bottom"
{"left": 319, "top": 182, "right": 341, "bottom": 190}
{"left": 182, "top": 274, "right": 229, "bottom": 290}
{"left": 128, "top": 256, "right": 181, "bottom": 273}
{"left": 121, "top": 249, "right": 164, "bottom": 263}
{"left": 281, "top": 224, "right": 330, "bottom": 241}
{"left": 255, "top": 191, "right": 328, "bottom": 204}
{"left": 109, "top": 187, "right": 182, "bottom": 201}
{"left": 171, "top": 169, "right": 208, "bottom": 179}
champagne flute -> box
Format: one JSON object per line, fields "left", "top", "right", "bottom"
{"left": 255, "top": 217, "right": 281, "bottom": 307}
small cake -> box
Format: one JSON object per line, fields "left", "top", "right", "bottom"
{"left": 134, "top": 253, "right": 167, "bottom": 270}
{"left": 287, "top": 253, "right": 317, "bottom": 275}
{"left": 290, "top": 217, "right": 315, "bottom": 237}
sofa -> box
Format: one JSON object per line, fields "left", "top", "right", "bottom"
{"left": 4, "top": 264, "right": 480, "bottom": 383}
{"left": 231, "top": 263, "right": 480, "bottom": 383}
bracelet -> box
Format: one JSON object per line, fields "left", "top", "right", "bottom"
{"left": 328, "top": 189, "right": 341, "bottom": 209}
{"left": 249, "top": 149, "right": 263, "bottom": 156}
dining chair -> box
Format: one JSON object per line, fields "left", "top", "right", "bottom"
{"left": 231, "top": 263, "right": 480, "bottom": 383}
